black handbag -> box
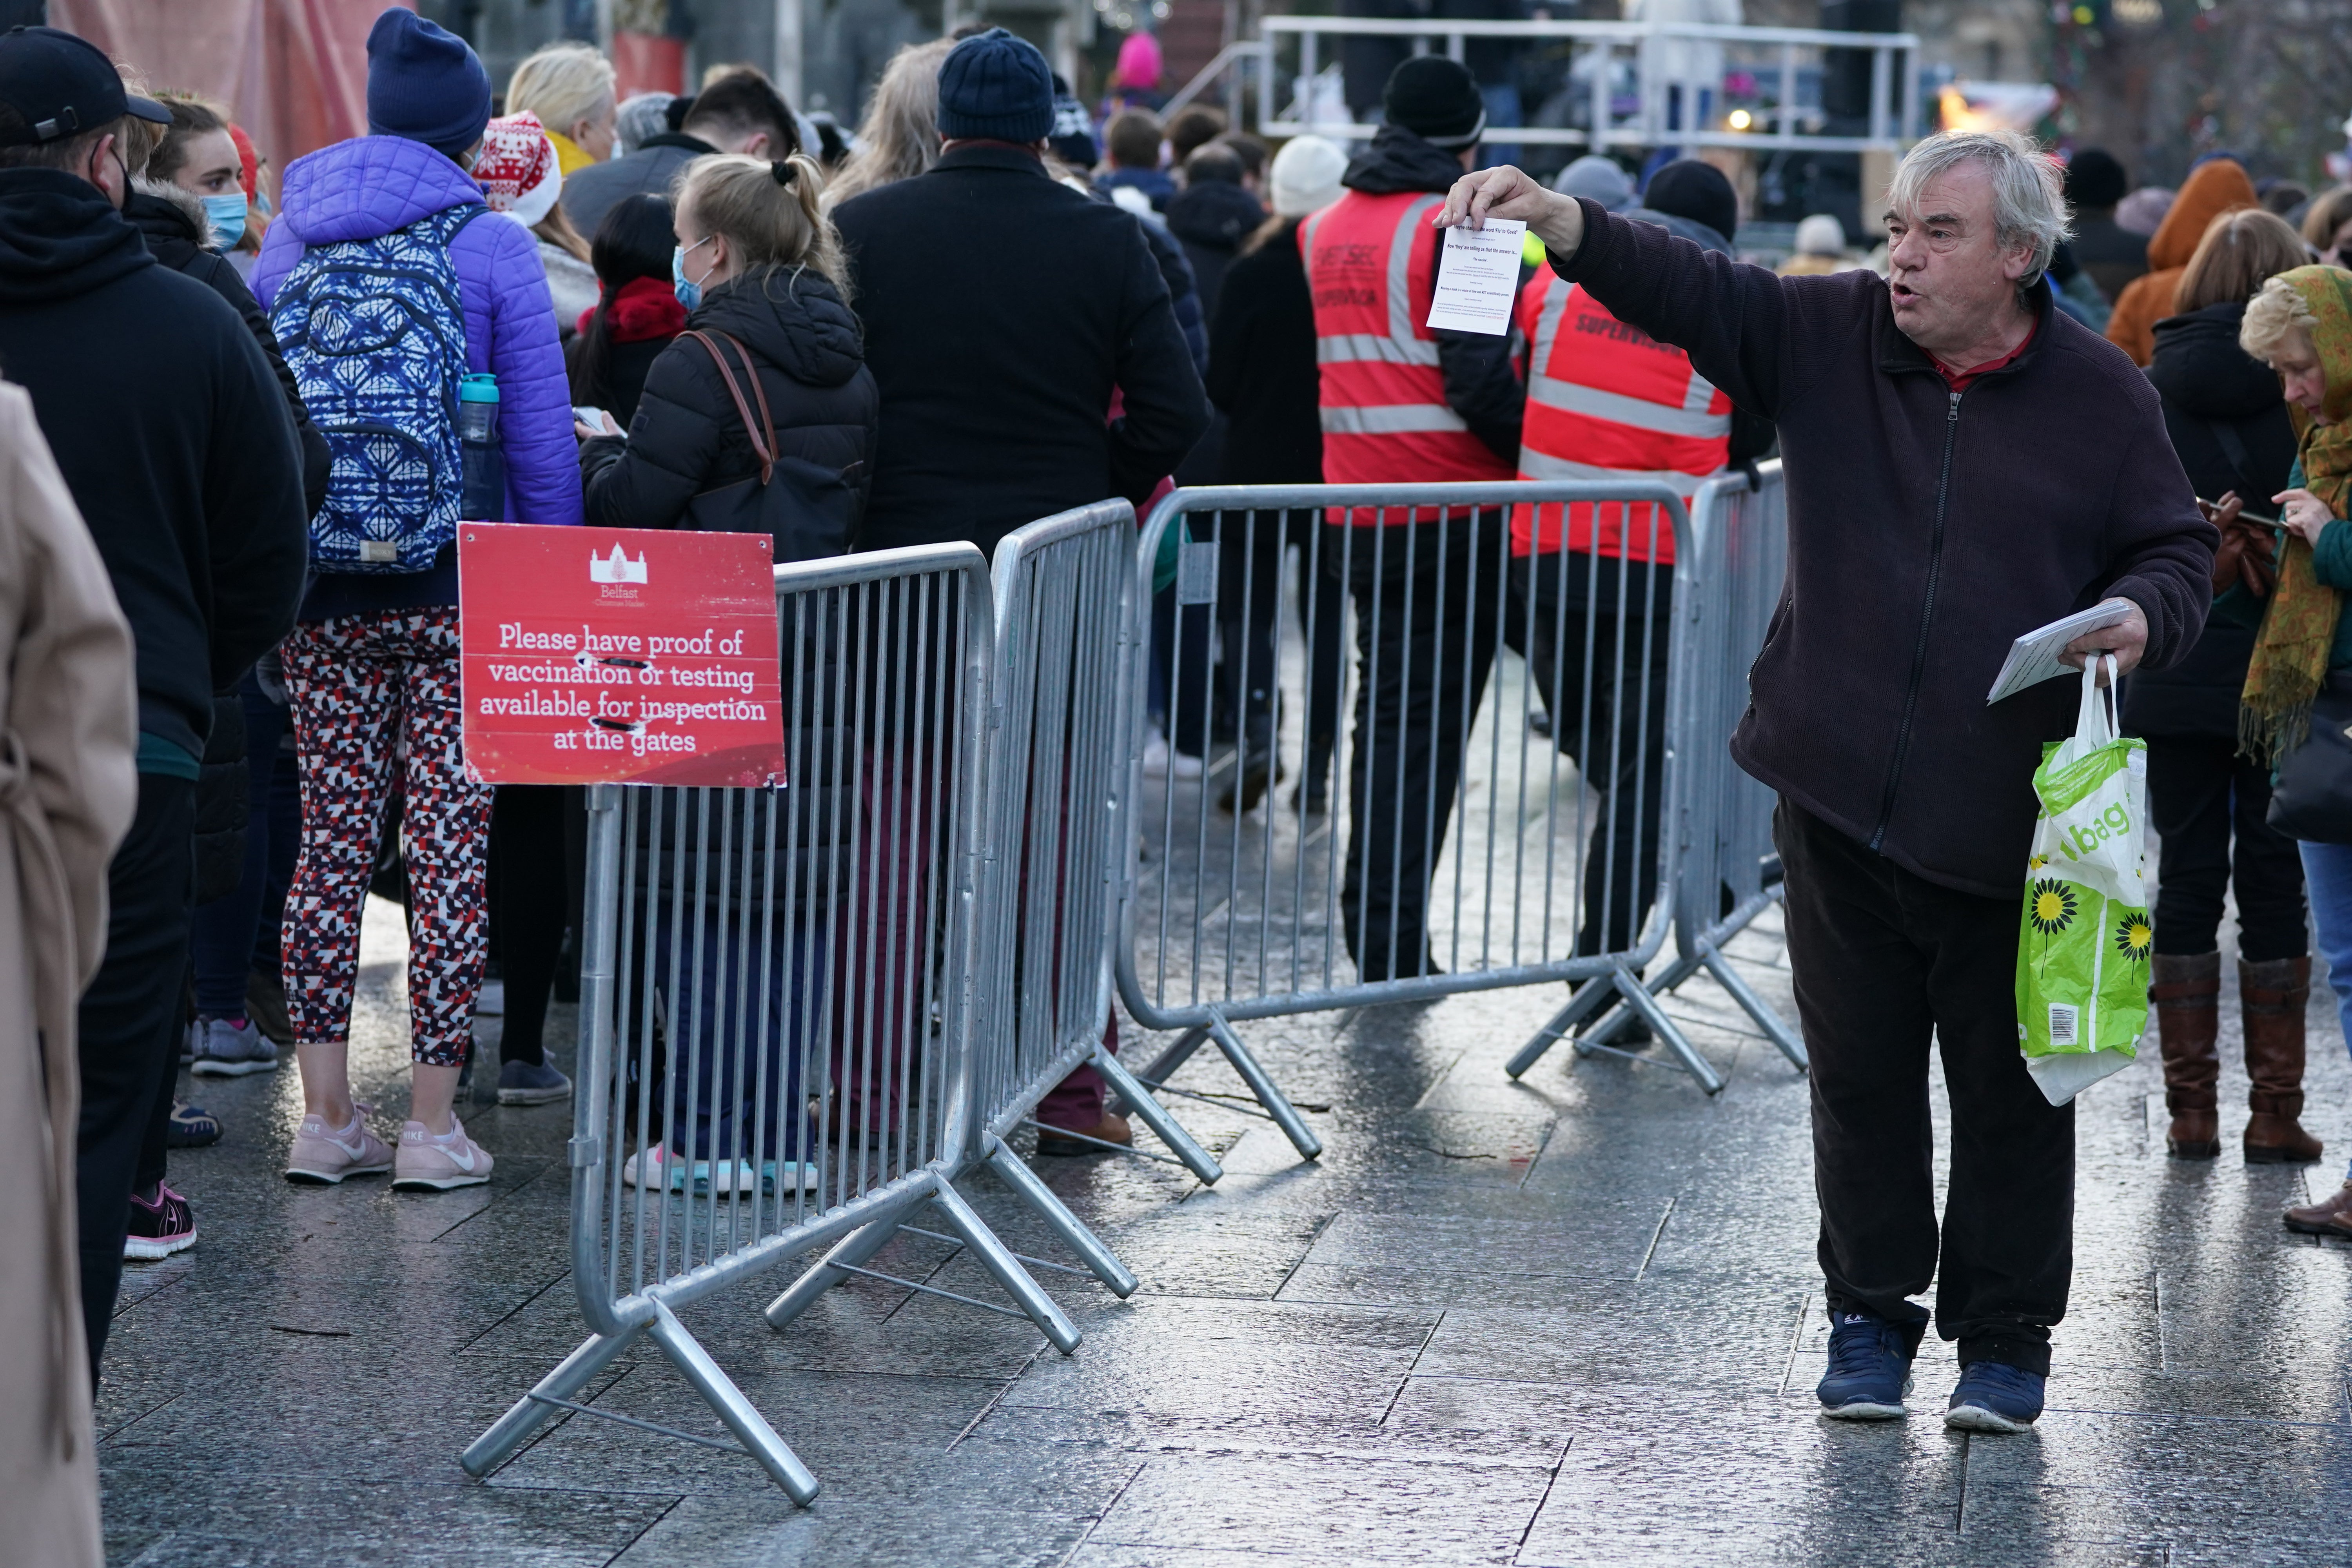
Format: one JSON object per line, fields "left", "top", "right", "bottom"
{"left": 2267, "top": 671, "right": 2352, "bottom": 844}
{"left": 678, "top": 329, "right": 863, "bottom": 563}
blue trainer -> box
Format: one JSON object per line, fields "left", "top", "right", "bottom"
{"left": 1818, "top": 1308, "right": 1913, "bottom": 1420}
{"left": 1946, "top": 1361, "right": 2045, "bottom": 1434}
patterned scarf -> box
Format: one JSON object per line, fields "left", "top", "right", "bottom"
{"left": 2241, "top": 265, "right": 2352, "bottom": 762}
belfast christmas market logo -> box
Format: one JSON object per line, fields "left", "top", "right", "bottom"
{"left": 590, "top": 543, "right": 648, "bottom": 584}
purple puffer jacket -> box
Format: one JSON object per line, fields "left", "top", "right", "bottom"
{"left": 255, "top": 135, "right": 582, "bottom": 615}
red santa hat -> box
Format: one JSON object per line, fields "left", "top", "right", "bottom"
{"left": 473, "top": 111, "right": 562, "bottom": 228}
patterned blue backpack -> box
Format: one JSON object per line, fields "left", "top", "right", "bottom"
{"left": 271, "top": 203, "right": 485, "bottom": 573}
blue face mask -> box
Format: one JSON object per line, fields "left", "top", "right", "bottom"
{"left": 202, "top": 191, "right": 248, "bottom": 249}
{"left": 672, "top": 237, "right": 713, "bottom": 312}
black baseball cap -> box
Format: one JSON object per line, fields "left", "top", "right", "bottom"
{"left": 0, "top": 26, "right": 171, "bottom": 148}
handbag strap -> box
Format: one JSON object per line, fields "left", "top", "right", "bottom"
{"left": 681, "top": 329, "right": 774, "bottom": 484}
{"left": 715, "top": 330, "right": 778, "bottom": 472}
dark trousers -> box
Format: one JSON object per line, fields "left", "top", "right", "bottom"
{"left": 1214, "top": 508, "right": 1348, "bottom": 799}
{"left": 646, "top": 905, "right": 820, "bottom": 1163}
{"left": 1775, "top": 798, "right": 2071, "bottom": 1376}
{"left": 1510, "top": 552, "right": 1673, "bottom": 957}
{"left": 188, "top": 671, "right": 292, "bottom": 1014}
{"left": 487, "top": 784, "right": 586, "bottom": 1065}
{"left": 78, "top": 772, "right": 196, "bottom": 1379}
{"left": 1338, "top": 512, "right": 1504, "bottom": 981}
{"left": 2144, "top": 733, "right": 2307, "bottom": 961}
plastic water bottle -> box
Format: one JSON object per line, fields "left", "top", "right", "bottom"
{"left": 458, "top": 372, "right": 506, "bottom": 521}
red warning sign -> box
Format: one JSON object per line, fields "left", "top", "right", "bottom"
{"left": 457, "top": 523, "right": 785, "bottom": 787}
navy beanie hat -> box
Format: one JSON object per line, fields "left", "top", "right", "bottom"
{"left": 1643, "top": 159, "right": 1739, "bottom": 247}
{"left": 936, "top": 28, "right": 1054, "bottom": 145}
{"left": 366, "top": 7, "right": 492, "bottom": 155}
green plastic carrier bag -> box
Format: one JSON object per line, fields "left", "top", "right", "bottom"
{"left": 2015, "top": 655, "right": 2151, "bottom": 1107}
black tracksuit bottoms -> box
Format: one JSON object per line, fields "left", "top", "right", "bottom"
{"left": 1775, "top": 798, "right": 2071, "bottom": 1376}
{"left": 78, "top": 772, "right": 196, "bottom": 1378}
{"left": 1336, "top": 512, "right": 1503, "bottom": 982}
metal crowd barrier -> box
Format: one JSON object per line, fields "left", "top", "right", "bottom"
{"left": 1120, "top": 481, "right": 1725, "bottom": 1102}
{"left": 462, "top": 544, "right": 1079, "bottom": 1502}
{"left": 759, "top": 502, "right": 1230, "bottom": 1327}
{"left": 1508, "top": 461, "right": 1808, "bottom": 1085}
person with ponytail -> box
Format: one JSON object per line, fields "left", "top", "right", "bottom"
{"left": 568, "top": 192, "right": 684, "bottom": 425}
{"left": 577, "top": 152, "right": 876, "bottom": 1194}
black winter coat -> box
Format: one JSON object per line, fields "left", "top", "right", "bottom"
{"left": 127, "top": 185, "right": 331, "bottom": 517}
{"left": 2123, "top": 300, "right": 2300, "bottom": 740}
{"left": 1553, "top": 199, "right": 2214, "bottom": 898}
{"left": 581, "top": 264, "right": 877, "bottom": 916}
{"left": 581, "top": 264, "right": 878, "bottom": 551}
{"left": 833, "top": 144, "right": 1209, "bottom": 558}
{"left": 1207, "top": 220, "right": 1321, "bottom": 485}
{"left": 1165, "top": 177, "right": 1265, "bottom": 327}
{"left": 0, "top": 170, "right": 307, "bottom": 766}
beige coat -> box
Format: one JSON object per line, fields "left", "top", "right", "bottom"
{"left": 0, "top": 380, "right": 138, "bottom": 1568}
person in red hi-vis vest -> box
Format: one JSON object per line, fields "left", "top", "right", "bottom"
{"left": 1509, "top": 160, "right": 1744, "bottom": 999}
{"left": 1303, "top": 55, "right": 1524, "bottom": 982}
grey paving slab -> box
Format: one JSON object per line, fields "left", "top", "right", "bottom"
{"left": 94, "top": 889, "right": 2352, "bottom": 1565}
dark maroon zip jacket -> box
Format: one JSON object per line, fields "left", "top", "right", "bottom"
{"left": 1549, "top": 200, "right": 2214, "bottom": 898}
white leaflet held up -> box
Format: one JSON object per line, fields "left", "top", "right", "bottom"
{"left": 1985, "top": 601, "right": 2138, "bottom": 705}
{"left": 1425, "top": 218, "right": 1526, "bottom": 336}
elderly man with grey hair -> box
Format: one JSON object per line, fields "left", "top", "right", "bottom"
{"left": 1441, "top": 131, "right": 2216, "bottom": 1433}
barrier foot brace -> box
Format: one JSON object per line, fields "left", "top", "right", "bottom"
{"left": 1505, "top": 966, "right": 1726, "bottom": 1093}
{"left": 762, "top": 1175, "right": 1085, "bottom": 1354}
{"left": 1126, "top": 1009, "right": 1321, "bottom": 1161}
{"left": 646, "top": 1298, "right": 822, "bottom": 1502}
{"left": 461, "top": 1307, "right": 821, "bottom": 1504}
{"left": 461, "top": 1321, "right": 644, "bottom": 1479}
{"left": 1577, "top": 925, "right": 1807, "bottom": 1075}
{"left": 1094, "top": 1041, "right": 1226, "bottom": 1180}
{"left": 983, "top": 1132, "right": 1140, "bottom": 1297}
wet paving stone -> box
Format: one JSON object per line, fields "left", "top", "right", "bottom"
{"left": 97, "top": 894, "right": 2352, "bottom": 1563}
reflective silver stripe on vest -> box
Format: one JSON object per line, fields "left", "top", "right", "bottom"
{"left": 1517, "top": 448, "right": 1720, "bottom": 488}
{"left": 1388, "top": 194, "right": 1445, "bottom": 344}
{"left": 1683, "top": 367, "right": 1720, "bottom": 413}
{"left": 1530, "top": 277, "right": 1572, "bottom": 372}
{"left": 1322, "top": 403, "right": 1470, "bottom": 435}
{"left": 1528, "top": 374, "right": 1734, "bottom": 440}
{"left": 1317, "top": 333, "right": 1444, "bottom": 367}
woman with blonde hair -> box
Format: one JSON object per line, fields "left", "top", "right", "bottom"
{"left": 2231, "top": 265, "right": 2352, "bottom": 1240}
{"left": 578, "top": 152, "right": 877, "bottom": 1192}
{"left": 505, "top": 42, "right": 617, "bottom": 177}
{"left": 823, "top": 36, "right": 954, "bottom": 208}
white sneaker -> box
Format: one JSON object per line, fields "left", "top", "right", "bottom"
{"left": 392, "top": 1115, "right": 494, "bottom": 1191}
{"left": 1142, "top": 725, "right": 1172, "bottom": 776}
{"left": 284, "top": 1107, "right": 394, "bottom": 1185}
{"left": 621, "top": 1147, "right": 757, "bottom": 1193}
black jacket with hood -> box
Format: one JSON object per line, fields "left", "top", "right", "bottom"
{"left": 0, "top": 169, "right": 307, "bottom": 772}
{"left": 581, "top": 263, "right": 878, "bottom": 915}
{"left": 127, "top": 182, "right": 331, "bottom": 515}
{"left": 1207, "top": 217, "right": 1320, "bottom": 485}
{"left": 128, "top": 182, "right": 329, "bottom": 895}
{"left": 2122, "top": 299, "right": 2299, "bottom": 740}
{"left": 580, "top": 263, "right": 878, "bottom": 543}
{"left": 1342, "top": 125, "right": 1525, "bottom": 464}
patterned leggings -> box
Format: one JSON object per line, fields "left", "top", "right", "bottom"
{"left": 282, "top": 608, "right": 491, "bottom": 1066}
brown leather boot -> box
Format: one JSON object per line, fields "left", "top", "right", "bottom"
{"left": 2242, "top": 956, "right": 2324, "bottom": 1164}
{"left": 2284, "top": 1181, "right": 2352, "bottom": 1238}
{"left": 2151, "top": 951, "right": 2220, "bottom": 1158}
